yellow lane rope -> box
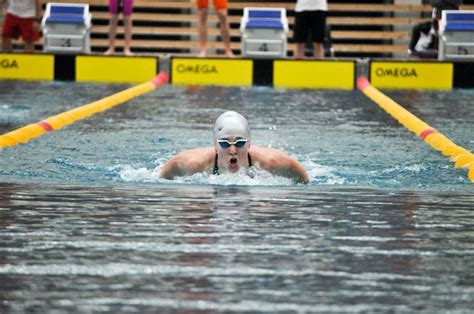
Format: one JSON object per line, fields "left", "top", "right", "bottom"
{"left": 0, "top": 72, "right": 169, "bottom": 149}
{"left": 357, "top": 76, "right": 474, "bottom": 182}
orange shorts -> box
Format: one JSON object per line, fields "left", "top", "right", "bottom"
{"left": 196, "top": 0, "right": 228, "bottom": 10}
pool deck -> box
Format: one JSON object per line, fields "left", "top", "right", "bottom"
{"left": 1, "top": 52, "right": 474, "bottom": 89}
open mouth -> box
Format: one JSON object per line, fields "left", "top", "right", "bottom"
{"left": 230, "top": 158, "right": 238, "bottom": 165}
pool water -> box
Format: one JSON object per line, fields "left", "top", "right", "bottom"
{"left": 0, "top": 80, "right": 474, "bottom": 312}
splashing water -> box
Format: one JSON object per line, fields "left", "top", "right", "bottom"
{"left": 118, "top": 165, "right": 295, "bottom": 186}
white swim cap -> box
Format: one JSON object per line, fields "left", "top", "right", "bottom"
{"left": 213, "top": 111, "right": 250, "bottom": 140}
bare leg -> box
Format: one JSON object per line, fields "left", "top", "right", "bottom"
{"left": 2, "top": 37, "right": 12, "bottom": 52}
{"left": 216, "top": 9, "right": 234, "bottom": 58}
{"left": 123, "top": 15, "right": 134, "bottom": 56}
{"left": 313, "top": 42, "right": 324, "bottom": 59}
{"left": 24, "top": 41, "right": 35, "bottom": 53}
{"left": 197, "top": 9, "right": 208, "bottom": 57}
{"left": 295, "top": 43, "right": 305, "bottom": 59}
{"left": 104, "top": 14, "right": 118, "bottom": 55}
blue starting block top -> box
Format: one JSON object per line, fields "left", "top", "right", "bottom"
{"left": 446, "top": 12, "right": 474, "bottom": 21}
{"left": 445, "top": 22, "right": 474, "bottom": 31}
{"left": 246, "top": 20, "right": 284, "bottom": 29}
{"left": 248, "top": 10, "right": 282, "bottom": 19}
{"left": 444, "top": 12, "right": 474, "bottom": 31}
{"left": 46, "top": 15, "right": 85, "bottom": 24}
{"left": 245, "top": 9, "right": 284, "bottom": 29}
{"left": 46, "top": 5, "right": 86, "bottom": 24}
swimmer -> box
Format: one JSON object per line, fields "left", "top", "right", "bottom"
{"left": 159, "top": 111, "right": 309, "bottom": 184}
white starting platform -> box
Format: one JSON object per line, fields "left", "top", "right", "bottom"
{"left": 41, "top": 2, "right": 92, "bottom": 54}
{"left": 438, "top": 10, "right": 474, "bottom": 61}
{"left": 240, "top": 7, "right": 288, "bottom": 58}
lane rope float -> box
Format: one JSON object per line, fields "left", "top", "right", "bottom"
{"left": 357, "top": 76, "right": 474, "bottom": 182}
{"left": 0, "top": 72, "right": 169, "bottom": 149}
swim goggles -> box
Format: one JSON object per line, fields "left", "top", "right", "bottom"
{"left": 217, "top": 139, "right": 248, "bottom": 149}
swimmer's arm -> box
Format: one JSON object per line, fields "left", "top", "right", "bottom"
{"left": 251, "top": 146, "right": 310, "bottom": 184}
{"left": 159, "top": 147, "right": 215, "bottom": 180}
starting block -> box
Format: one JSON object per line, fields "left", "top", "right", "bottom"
{"left": 240, "top": 7, "right": 289, "bottom": 58}
{"left": 438, "top": 10, "right": 474, "bottom": 60}
{"left": 41, "top": 2, "right": 92, "bottom": 54}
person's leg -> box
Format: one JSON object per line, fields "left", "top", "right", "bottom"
{"left": 409, "top": 24, "right": 421, "bottom": 52}
{"left": 313, "top": 43, "right": 324, "bottom": 59}
{"left": 293, "top": 11, "right": 308, "bottom": 59}
{"left": 123, "top": 0, "right": 134, "bottom": 56}
{"left": 215, "top": 8, "right": 234, "bottom": 57}
{"left": 123, "top": 15, "right": 133, "bottom": 55}
{"left": 104, "top": 14, "right": 118, "bottom": 55}
{"left": 18, "top": 17, "right": 39, "bottom": 53}
{"left": 2, "top": 36, "right": 12, "bottom": 52}
{"left": 214, "top": 0, "right": 233, "bottom": 57}
{"left": 24, "top": 41, "right": 34, "bottom": 52}
{"left": 409, "top": 21, "right": 432, "bottom": 54}
{"left": 1, "top": 14, "right": 15, "bottom": 52}
{"left": 310, "top": 11, "right": 326, "bottom": 59}
{"left": 197, "top": 8, "right": 208, "bottom": 57}
{"left": 196, "top": 0, "right": 209, "bottom": 57}
{"left": 105, "top": 0, "right": 119, "bottom": 55}
{"left": 295, "top": 43, "right": 305, "bottom": 59}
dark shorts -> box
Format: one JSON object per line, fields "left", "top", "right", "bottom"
{"left": 293, "top": 10, "right": 327, "bottom": 43}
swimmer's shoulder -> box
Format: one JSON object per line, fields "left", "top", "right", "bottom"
{"left": 250, "top": 145, "right": 293, "bottom": 162}
{"left": 160, "top": 147, "right": 215, "bottom": 179}
{"left": 174, "top": 147, "right": 215, "bottom": 160}
{"left": 169, "top": 147, "right": 215, "bottom": 169}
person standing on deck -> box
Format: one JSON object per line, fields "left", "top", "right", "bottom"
{"left": 1, "top": 0, "right": 41, "bottom": 53}
{"left": 196, "top": 0, "right": 235, "bottom": 58}
{"left": 293, "top": 0, "right": 328, "bottom": 59}
{"left": 104, "top": 0, "right": 134, "bottom": 56}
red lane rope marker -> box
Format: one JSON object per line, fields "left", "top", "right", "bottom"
{"left": 36, "top": 121, "right": 54, "bottom": 132}
{"left": 419, "top": 128, "right": 438, "bottom": 140}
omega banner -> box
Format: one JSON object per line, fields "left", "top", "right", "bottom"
{"left": 0, "top": 54, "right": 54, "bottom": 80}
{"left": 171, "top": 58, "right": 253, "bottom": 86}
{"left": 370, "top": 61, "right": 453, "bottom": 90}
{"left": 1, "top": 55, "right": 465, "bottom": 90}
